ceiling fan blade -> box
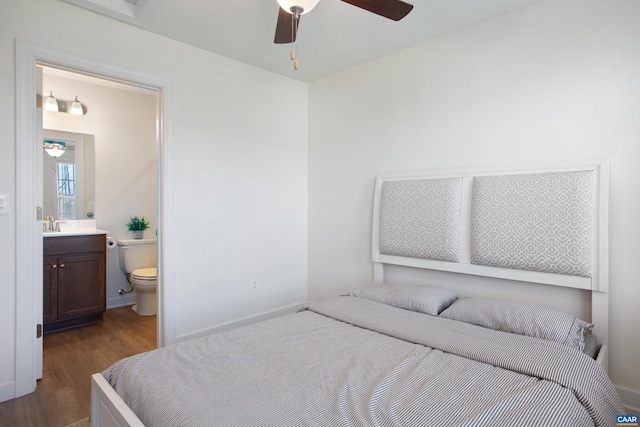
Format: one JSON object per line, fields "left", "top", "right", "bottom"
{"left": 274, "top": 7, "right": 300, "bottom": 44}
{"left": 339, "top": 0, "right": 413, "bottom": 21}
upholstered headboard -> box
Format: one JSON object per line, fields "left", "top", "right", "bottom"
{"left": 372, "top": 159, "right": 610, "bottom": 357}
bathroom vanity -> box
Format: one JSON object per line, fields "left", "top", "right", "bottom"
{"left": 43, "top": 233, "right": 106, "bottom": 333}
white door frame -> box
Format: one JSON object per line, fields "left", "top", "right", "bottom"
{"left": 14, "top": 39, "right": 176, "bottom": 398}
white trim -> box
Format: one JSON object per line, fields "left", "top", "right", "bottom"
{"left": 156, "top": 80, "right": 175, "bottom": 346}
{"left": 374, "top": 158, "right": 611, "bottom": 181}
{"left": 0, "top": 381, "right": 16, "bottom": 404}
{"left": 107, "top": 296, "right": 137, "bottom": 309}
{"left": 616, "top": 384, "right": 640, "bottom": 414}
{"left": 375, "top": 254, "right": 594, "bottom": 290}
{"left": 176, "top": 302, "right": 306, "bottom": 342}
{"left": 591, "top": 289, "right": 610, "bottom": 353}
{"left": 35, "top": 66, "right": 44, "bottom": 381}
{"left": 15, "top": 39, "right": 40, "bottom": 399}
{"left": 133, "top": 0, "right": 166, "bottom": 24}
{"left": 62, "top": 0, "right": 138, "bottom": 25}
{"left": 459, "top": 177, "right": 473, "bottom": 265}
{"left": 373, "top": 262, "right": 384, "bottom": 283}
{"left": 60, "top": 0, "right": 165, "bottom": 26}
{"left": 14, "top": 39, "right": 175, "bottom": 399}
{"left": 596, "top": 160, "right": 610, "bottom": 293}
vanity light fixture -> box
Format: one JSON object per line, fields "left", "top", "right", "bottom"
{"left": 44, "top": 140, "right": 66, "bottom": 158}
{"left": 69, "top": 96, "right": 84, "bottom": 116}
{"left": 44, "top": 91, "right": 59, "bottom": 112}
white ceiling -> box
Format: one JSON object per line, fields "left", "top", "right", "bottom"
{"left": 61, "top": 0, "right": 544, "bottom": 82}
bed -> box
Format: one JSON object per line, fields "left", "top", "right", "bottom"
{"left": 91, "top": 159, "right": 625, "bottom": 426}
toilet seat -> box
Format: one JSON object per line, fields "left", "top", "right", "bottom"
{"left": 131, "top": 267, "right": 157, "bottom": 281}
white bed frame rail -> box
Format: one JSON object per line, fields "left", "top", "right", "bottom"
{"left": 91, "top": 374, "right": 144, "bottom": 427}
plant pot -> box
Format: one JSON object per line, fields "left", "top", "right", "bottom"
{"left": 132, "top": 230, "right": 144, "bottom": 239}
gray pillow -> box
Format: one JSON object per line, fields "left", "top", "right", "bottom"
{"left": 439, "top": 297, "right": 593, "bottom": 351}
{"left": 348, "top": 284, "right": 459, "bottom": 315}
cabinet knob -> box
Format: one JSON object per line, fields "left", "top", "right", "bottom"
{"left": 52, "top": 264, "right": 57, "bottom": 269}
{"left": 60, "top": 264, "right": 65, "bottom": 268}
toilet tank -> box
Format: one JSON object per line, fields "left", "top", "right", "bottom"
{"left": 117, "top": 238, "right": 157, "bottom": 274}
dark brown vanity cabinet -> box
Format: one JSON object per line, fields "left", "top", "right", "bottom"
{"left": 43, "top": 234, "right": 106, "bottom": 332}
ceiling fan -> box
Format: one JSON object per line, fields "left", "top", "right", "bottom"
{"left": 274, "top": 0, "right": 413, "bottom": 69}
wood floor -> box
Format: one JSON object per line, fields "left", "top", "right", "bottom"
{"left": 0, "top": 306, "right": 156, "bottom": 427}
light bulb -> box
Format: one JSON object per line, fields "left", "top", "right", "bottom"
{"left": 44, "top": 91, "right": 59, "bottom": 112}
{"left": 69, "top": 96, "right": 83, "bottom": 116}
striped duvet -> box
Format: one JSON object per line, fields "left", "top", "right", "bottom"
{"left": 103, "top": 296, "right": 624, "bottom": 426}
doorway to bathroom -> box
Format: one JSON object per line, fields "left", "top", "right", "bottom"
{"left": 39, "top": 65, "right": 159, "bottom": 371}
{"left": 15, "top": 40, "right": 176, "bottom": 399}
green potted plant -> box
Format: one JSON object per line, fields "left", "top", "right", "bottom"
{"left": 126, "top": 216, "right": 150, "bottom": 239}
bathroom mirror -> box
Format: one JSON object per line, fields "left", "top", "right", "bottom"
{"left": 43, "top": 129, "right": 95, "bottom": 220}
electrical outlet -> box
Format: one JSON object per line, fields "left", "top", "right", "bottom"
{"left": 250, "top": 277, "right": 259, "bottom": 292}
{"left": 0, "top": 194, "right": 8, "bottom": 215}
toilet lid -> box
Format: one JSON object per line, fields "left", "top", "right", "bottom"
{"left": 131, "top": 267, "right": 157, "bottom": 280}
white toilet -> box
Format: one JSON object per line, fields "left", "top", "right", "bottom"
{"left": 117, "top": 238, "right": 157, "bottom": 316}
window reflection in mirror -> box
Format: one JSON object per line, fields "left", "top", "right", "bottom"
{"left": 43, "top": 129, "right": 95, "bottom": 220}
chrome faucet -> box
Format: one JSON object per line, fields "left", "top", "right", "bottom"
{"left": 43, "top": 216, "right": 64, "bottom": 232}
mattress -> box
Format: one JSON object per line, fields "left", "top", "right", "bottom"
{"left": 103, "top": 297, "right": 624, "bottom": 426}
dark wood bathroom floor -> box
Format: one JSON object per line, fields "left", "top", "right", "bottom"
{"left": 0, "top": 305, "right": 156, "bottom": 427}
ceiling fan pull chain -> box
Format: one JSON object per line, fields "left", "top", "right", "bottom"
{"left": 291, "top": 7, "right": 300, "bottom": 70}
{"left": 291, "top": 40, "right": 298, "bottom": 70}
{"left": 292, "top": 47, "right": 299, "bottom": 70}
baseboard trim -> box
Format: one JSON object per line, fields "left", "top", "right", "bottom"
{"left": 107, "top": 294, "right": 137, "bottom": 309}
{"left": 177, "top": 301, "right": 307, "bottom": 342}
{"left": 0, "top": 380, "right": 16, "bottom": 404}
{"left": 617, "top": 384, "right": 640, "bottom": 414}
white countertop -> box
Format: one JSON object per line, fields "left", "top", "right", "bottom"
{"left": 42, "top": 219, "right": 109, "bottom": 237}
{"left": 43, "top": 228, "right": 109, "bottom": 237}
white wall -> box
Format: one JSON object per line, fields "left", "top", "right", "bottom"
{"left": 0, "top": 0, "right": 307, "bottom": 400}
{"left": 42, "top": 74, "right": 158, "bottom": 308}
{"left": 308, "top": 0, "right": 640, "bottom": 409}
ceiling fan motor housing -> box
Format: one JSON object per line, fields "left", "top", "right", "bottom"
{"left": 277, "top": 0, "right": 321, "bottom": 15}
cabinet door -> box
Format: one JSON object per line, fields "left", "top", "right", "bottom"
{"left": 57, "top": 253, "right": 106, "bottom": 320}
{"left": 43, "top": 255, "right": 59, "bottom": 323}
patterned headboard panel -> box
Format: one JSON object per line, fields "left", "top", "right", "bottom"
{"left": 372, "top": 160, "right": 608, "bottom": 292}
{"left": 471, "top": 171, "right": 593, "bottom": 277}
{"left": 379, "top": 178, "right": 462, "bottom": 262}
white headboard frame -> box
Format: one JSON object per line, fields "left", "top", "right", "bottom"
{"left": 372, "top": 159, "right": 610, "bottom": 362}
